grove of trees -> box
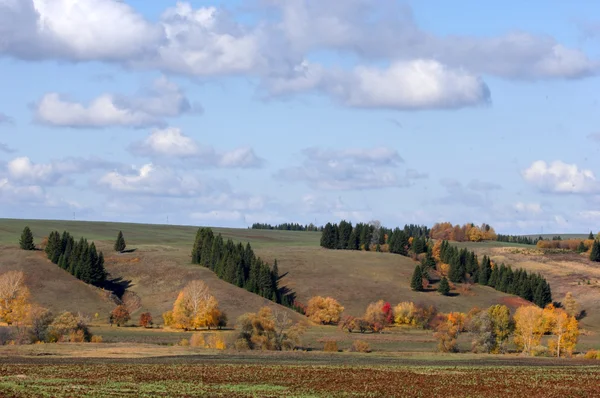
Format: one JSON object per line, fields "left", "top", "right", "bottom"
{"left": 251, "top": 223, "right": 322, "bottom": 232}
{"left": 44, "top": 230, "right": 107, "bottom": 287}
{"left": 191, "top": 227, "right": 295, "bottom": 307}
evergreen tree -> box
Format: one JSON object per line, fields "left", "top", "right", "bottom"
{"left": 590, "top": 240, "right": 600, "bottom": 262}
{"left": 410, "top": 265, "right": 423, "bottom": 291}
{"left": 438, "top": 277, "right": 450, "bottom": 296}
{"left": 114, "top": 231, "right": 126, "bottom": 252}
{"left": 19, "top": 226, "right": 35, "bottom": 250}
{"left": 589, "top": 231, "right": 594, "bottom": 240}
{"left": 478, "top": 256, "right": 491, "bottom": 285}
{"left": 577, "top": 241, "right": 586, "bottom": 253}
{"left": 488, "top": 264, "right": 499, "bottom": 288}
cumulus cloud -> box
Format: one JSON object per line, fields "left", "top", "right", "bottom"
{"left": 0, "top": 1, "right": 596, "bottom": 117}
{"left": 0, "top": 178, "right": 45, "bottom": 203}
{"left": 522, "top": 160, "right": 600, "bottom": 194}
{"left": 265, "top": 60, "right": 491, "bottom": 110}
{"left": 129, "top": 127, "right": 264, "bottom": 168}
{"left": 97, "top": 163, "right": 228, "bottom": 197}
{"left": 514, "top": 202, "right": 543, "bottom": 214}
{"left": 2, "top": 156, "right": 119, "bottom": 186}
{"left": 35, "top": 77, "right": 198, "bottom": 128}
{"left": 275, "top": 146, "right": 422, "bottom": 190}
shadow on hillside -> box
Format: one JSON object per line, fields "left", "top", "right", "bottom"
{"left": 119, "top": 248, "right": 137, "bottom": 254}
{"left": 103, "top": 276, "right": 134, "bottom": 299}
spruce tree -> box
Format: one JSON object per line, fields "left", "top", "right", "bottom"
{"left": 438, "top": 277, "right": 450, "bottom": 296}
{"left": 114, "top": 231, "right": 126, "bottom": 252}
{"left": 410, "top": 265, "right": 423, "bottom": 291}
{"left": 590, "top": 240, "right": 600, "bottom": 262}
{"left": 589, "top": 231, "right": 594, "bottom": 240}
{"left": 19, "top": 226, "right": 35, "bottom": 250}
{"left": 577, "top": 241, "right": 586, "bottom": 253}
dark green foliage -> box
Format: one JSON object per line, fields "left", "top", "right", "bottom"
{"left": 251, "top": 223, "right": 322, "bottom": 231}
{"left": 590, "top": 240, "right": 600, "bottom": 262}
{"left": 44, "top": 230, "right": 107, "bottom": 286}
{"left": 191, "top": 227, "right": 294, "bottom": 307}
{"left": 496, "top": 234, "right": 540, "bottom": 245}
{"left": 410, "top": 265, "right": 423, "bottom": 291}
{"left": 589, "top": 231, "right": 595, "bottom": 240}
{"left": 320, "top": 223, "right": 338, "bottom": 249}
{"left": 114, "top": 231, "right": 126, "bottom": 252}
{"left": 577, "top": 241, "right": 586, "bottom": 253}
{"left": 19, "top": 226, "right": 35, "bottom": 250}
{"left": 438, "top": 277, "right": 450, "bottom": 296}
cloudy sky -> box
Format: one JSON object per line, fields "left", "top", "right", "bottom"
{"left": 1, "top": 0, "right": 600, "bottom": 234}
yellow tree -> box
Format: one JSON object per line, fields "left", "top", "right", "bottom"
{"left": 0, "top": 271, "right": 31, "bottom": 325}
{"left": 513, "top": 305, "right": 545, "bottom": 355}
{"left": 171, "top": 280, "right": 225, "bottom": 330}
{"left": 487, "top": 304, "right": 513, "bottom": 353}
{"left": 547, "top": 308, "right": 579, "bottom": 357}
{"left": 305, "top": 296, "right": 345, "bottom": 325}
{"left": 563, "top": 292, "right": 580, "bottom": 318}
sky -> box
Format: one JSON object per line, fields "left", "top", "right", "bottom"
{"left": 1, "top": 0, "right": 600, "bottom": 234}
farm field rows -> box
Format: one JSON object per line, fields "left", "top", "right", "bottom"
{"left": 0, "top": 360, "right": 599, "bottom": 398}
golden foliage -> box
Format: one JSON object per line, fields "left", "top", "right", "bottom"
{"left": 437, "top": 263, "right": 450, "bottom": 277}
{"left": 394, "top": 302, "right": 417, "bottom": 326}
{"left": 0, "top": 271, "right": 31, "bottom": 326}
{"left": 162, "top": 310, "right": 174, "bottom": 327}
{"left": 433, "top": 312, "right": 465, "bottom": 352}
{"left": 91, "top": 335, "right": 103, "bottom": 343}
{"left": 430, "top": 222, "right": 496, "bottom": 242}
{"left": 323, "top": 340, "right": 338, "bottom": 352}
{"left": 305, "top": 296, "right": 345, "bottom": 325}
{"left": 544, "top": 306, "right": 579, "bottom": 357}
{"left": 236, "top": 306, "right": 305, "bottom": 351}
{"left": 170, "top": 280, "right": 225, "bottom": 330}
{"left": 432, "top": 240, "right": 443, "bottom": 261}
{"left": 351, "top": 340, "right": 371, "bottom": 353}
{"left": 563, "top": 292, "right": 580, "bottom": 318}
{"left": 536, "top": 239, "right": 591, "bottom": 251}
{"left": 513, "top": 305, "right": 545, "bottom": 355}
{"left": 190, "top": 332, "right": 227, "bottom": 350}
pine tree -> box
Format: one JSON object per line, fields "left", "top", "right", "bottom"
{"left": 577, "top": 241, "right": 586, "bottom": 253}
{"left": 590, "top": 240, "right": 600, "bottom": 262}
{"left": 19, "top": 226, "right": 35, "bottom": 250}
{"left": 589, "top": 231, "right": 594, "bottom": 240}
{"left": 114, "top": 231, "right": 126, "bottom": 252}
{"left": 410, "top": 265, "right": 423, "bottom": 291}
{"left": 438, "top": 277, "right": 450, "bottom": 296}
{"left": 478, "top": 256, "right": 491, "bottom": 285}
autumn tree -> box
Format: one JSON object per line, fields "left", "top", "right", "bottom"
{"left": 110, "top": 305, "right": 130, "bottom": 327}
{"left": 19, "top": 226, "right": 35, "bottom": 251}
{"left": 48, "top": 311, "right": 92, "bottom": 342}
{"left": 513, "top": 305, "right": 545, "bottom": 355}
{"left": 433, "top": 312, "right": 465, "bottom": 352}
{"left": 363, "top": 300, "right": 393, "bottom": 332}
{"left": 546, "top": 307, "right": 579, "bottom": 357}
{"left": 438, "top": 277, "right": 450, "bottom": 296}
{"left": 139, "top": 312, "right": 153, "bottom": 328}
{"left": 563, "top": 292, "right": 580, "bottom": 318}
{"left": 27, "top": 306, "right": 54, "bottom": 343}
{"left": 0, "top": 271, "right": 31, "bottom": 326}
{"left": 236, "top": 306, "right": 305, "bottom": 350}
{"left": 487, "top": 304, "right": 513, "bottom": 353}
{"left": 410, "top": 265, "right": 424, "bottom": 291}
{"left": 171, "top": 280, "right": 226, "bottom": 330}
{"left": 114, "top": 231, "right": 126, "bottom": 252}
{"left": 305, "top": 296, "right": 344, "bottom": 325}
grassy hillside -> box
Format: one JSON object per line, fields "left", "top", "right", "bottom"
{"left": 1, "top": 218, "right": 532, "bottom": 323}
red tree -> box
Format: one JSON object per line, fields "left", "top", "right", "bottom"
{"left": 382, "top": 302, "right": 393, "bottom": 326}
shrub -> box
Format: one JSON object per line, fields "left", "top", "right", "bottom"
{"left": 110, "top": 305, "right": 130, "bottom": 327}
{"left": 49, "top": 311, "right": 92, "bottom": 342}
{"left": 323, "top": 340, "right": 339, "bottom": 352}
{"left": 584, "top": 350, "right": 600, "bottom": 359}
{"left": 139, "top": 312, "right": 153, "bottom": 328}
{"left": 351, "top": 340, "right": 371, "bottom": 353}
{"left": 190, "top": 333, "right": 227, "bottom": 349}
{"left": 179, "top": 338, "right": 190, "bottom": 346}
{"left": 162, "top": 311, "right": 174, "bottom": 327}
{"left": 91, "top": 335, "right": 103, "bottom": 343}
{"left": 0, "top": 327, "right": 13, "bottom": 345}
{"left": 234, "top": 338, "right": 250, "bottom": 350}
{"left": 236, "top": 307, "right": 305, "bottom": 351}
{"left": 69, "top": 329, "right": 86, "bottom": 343}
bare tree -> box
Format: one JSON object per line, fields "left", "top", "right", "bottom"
{"left": 369, "top": 220, "right": 382, "bottom": 245}
{"left": 182, "top": 280, "right": 211, "bottom": 315}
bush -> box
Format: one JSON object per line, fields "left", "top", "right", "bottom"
{"left": 584, "top": 350, "right": 600, "bottom": 360}
{"left": 110, "top": 305, "right": 130, "bottom": 327}
{"left": 323, "top": 340, "right": 338, "bottom": 352}
{"left": 190, "top": 333, "right": 227, "bottom": 350}
{"left": 49, "top": 311, "right": 92, "bottom": 342}
{"left": 91, "top": 335, "right": 103, "bottom": 343}
{"left": 69, "top": 329, "right": 86, "bottom": 343}
{"left": 305, "top": 296, "right": 344, "bottom": 325}
{"left": 351, "top": 340, "right": 371, "bottom": 353}
{"left": 178, "top": 338, "right": 190, "bottom": 346}
{"left": 139, "top": 312, "right": 153, "bottom": 328}
{"left": 234, "top": 338, "right": 250, "bottom": 350}
{"left": 0, "top": 327, "right": 13, "bottom": 345}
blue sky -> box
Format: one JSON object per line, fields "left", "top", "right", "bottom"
{"left": 1, "top": 0, "right": 600, "bottom": 234}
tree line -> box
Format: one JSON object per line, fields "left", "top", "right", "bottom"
{"left": 43, "top": 230, "right": 108, "bottom": 287}
{"left": 496, "top": 234, "right": 542, "bottom": 245}
{"left": 191, "top": 227, "right": 296, "bottom": 307}
{"left": 250, "top": 223, "right": 323, "bottom": 231}
{"left": 434, "top": 240, "right": 552, "bottom": 307}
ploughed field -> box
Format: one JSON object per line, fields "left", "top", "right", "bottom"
{"left": 0, "top": 360, "right": 599, "bottom": 398}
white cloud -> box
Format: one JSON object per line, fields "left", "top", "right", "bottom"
{"left": 3, "top": 156, "right": 117, "bottom": 186}
{"left": 265, "top": 60, "right": 491, "bottom": 110}
{"left": 514, "top": 202, "right": 543, "bottom": 214}
{"left": 191, "top": 210, "right": 245, "bottom": 223}
{"left": 129, "top": 127, "right": 264, "bottom": 168}
{"left": 97, "top": 163, "right": 225, "bottom": 197}
{"left": 522, "top": 160, "right": 600, "bottom": 194}
{"left": 276, "top": 146, "right": 418, "bottom": 190}
{"left": 0, "top": 177, "right": 45, "bottom": 203}
{"left": 35, "top": 77, "right": 197, "bottom": 128}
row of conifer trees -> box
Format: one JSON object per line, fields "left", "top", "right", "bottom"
{"left": 45, "top": 230, "right": 108, "bottom": 286}
{"left": 191, "top": 227, "right": 295, "bottom": 306}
